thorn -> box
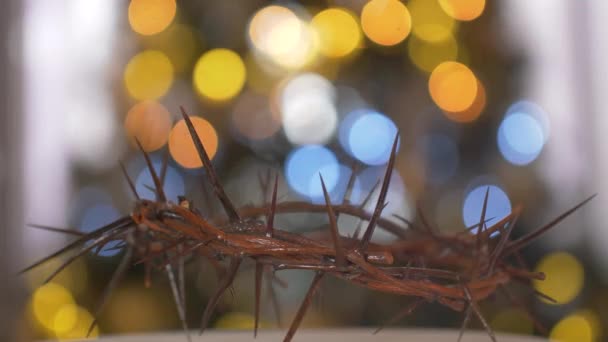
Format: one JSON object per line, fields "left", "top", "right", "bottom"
{"left": 199, "top": 256, "right": 242, "bottom": 334}
{"left": 266, "top": 174, "right": 279, "bottom": 238}
{"left": 373, "top": 298, "right": 423, "bottom": 334}
{"left": 27, "top": 223, "right": 85, "bottom": 236}
{"left": 166, "top": 264, "right": 191, "bottom": 342}
{"left": 180, "top": 106, "right": 241, "bottom": 222}
{"left": 320, "top": 175, "right": 346, "bottom": 266}
{"left": 283, "top": 272, "right": 324, "bottom": 342}
{"left": 254, "top": 262, "right": 263, "bottom": 338}
{"left": 119, "top": 161, "right": 140, "bottom": 200}
{"left": 135, "top": 138, "right": 167, "bottom": 202}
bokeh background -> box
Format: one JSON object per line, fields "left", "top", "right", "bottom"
{"left": 0, "top": 0, "right": 606, "bottom": 341}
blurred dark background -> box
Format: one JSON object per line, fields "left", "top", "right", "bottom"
{"left": 1, "top": 0, "right": 606, "bottom": 341}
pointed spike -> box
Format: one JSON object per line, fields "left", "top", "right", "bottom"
{"left": 457, "top": 305, "right": 472, "bottom": 342}
{"left": 28, "top": 223, "right": 85, "bottom": 237}
{"left": 359, "top": 134, "right": 399, "bottom": 251}
{"left": 342, "top": 163, "right": 359, "bottom": 206}
{"left": 179, "top": 106, "right": 240, "bottom": 221}
{"left": 475, "top": 186, "right": 491, "bottom": 249}
{"left": 19, "top": 217, "right": 132, "bottom": 274}
{"left": 160, "top": 148, "right": 170, "bottom": 188}
{"left": 487, "top": 209, "right": 522, "bottom": 274}
{"left": 87, "top": 245, "right": 134, "bottom": 337}
{"left": 283, "top": 272, "right": 324, "bottom": 342}
{"left": 254, "top": 262, "right": 263, "bottom": 338}
{"left": 373, "top": 298, "right": 423, "bottom": 334}
{"left": 166, "top": 264, "right": 191, "bottom": 342}
{"left": 135, "top": 138, "right": 167, "bottom": 202}
{"left": 266, "top": 174, "right": 279, "bottom": 238}
{"left": 504, "top": 194, "right": 597, "bottom": 256}
{"left": 119, "top": 161, "right": 140, "bottom": 200}
{"left": 319, "top": 175, "right": 346, "bottom": 266}
{"left": 200, "top": 256, "right": 242, "bottom": 334}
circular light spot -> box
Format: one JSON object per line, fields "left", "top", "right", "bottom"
{"left": 408, "top": 34, "right": 458, "bottom": 73}
{"left": 439, "top": 0, "right": 486, "bottom": 21}
{"left": 429, "top": 61, "right": 478, "bottom": 112}
{"left": 361, "top": 0, "right": 412, "bottom": 46}
{"left": 285, "top": 145, "right": 339, "bottom": 200}
{"left": 169, "top": 117, "right": 218, "bottom": 169}
{"left": 347, "top": 112, "right": 399, "bottom": 165}
{"left": 506, "top": 100, "right": 550, "bottom": 142}
{"left": 550, "top": 313, "right": 593, "bottom": 342}
{"left": 124, "top": 50, "right": 174, "bottom": 100}
{"left": 231, "top": 91, "right": 281, "bottom": 141}
{"left": 497, "top": 113, "right": 544, "bottom": 166}
{"left": 80, "top": 204, "right": 122, "bottom": 257}
{"left": 193, "top": 49, "right": 246, "bottom": 102}
{"left": 128, "top": 0, "right": 176, "bottom": 36}
{"left": 280, "top": 73, "right": 338, "bottom": 145}
{"left": 124, "top": 101, "right": 172, "bottom": 152}
{"left": 32, "top": 283, "right": 75, "bottom": 331}
{"left": 443, "top": 79, "right": 486, "bottom": 122}
{"left": 491, "top": 308, "right": 534, "bottom": 335}
{"left": 462, "top": 185, "right": 511, "bottom": 234}
{"left": 135, "top": 161, "right": 185, "bottom": 202}
{"left": 418, "top": 134, "right": 459, "bottom": 185}
{"left": 214, "top": 312, "right": 257, "bottom": 330}
{"left": 311, "top": 8, "right": 361, "bottom": 58}
{"left": 53, "top": 304, "right": 78, "bottom": 335}
{"left": 55, "top": 305, "right": 99, "bottom": 339}
{"left": 248, "top": 6, "right": 318, "bottom": 69}
{"left": 409, "top": 0, "right": 457, "bottom": 42}
{"left": 534, "top": 252, "right": 584, "bottom": 305}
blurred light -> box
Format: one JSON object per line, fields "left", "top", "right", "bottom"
{"left": 408, "top": 34, "right": 458, "bottom": 73}
{"left": 506, "top": 100, "right": 550, "bottom": 142}
{"left": 124, "top": 50, "right": 174, "bottom": 100}
{"left": 429, "top": 61, "right": 478, "bottom": 112}
{"left": 462, "top": 184, "right": 511, "bottom": 234}
{"left": 193, "top": 48, "right": 246, "bottom": 102}
{"left": 347, "top": 111, "right": 399, "bottom": 165}
{"left": 443, "top": 79, "right": 486, "bottom": 122}
{"left": 169, "top": 117, "right": 218, "bottom": 169}
{"left": 280, "top": 73, "right": 338, "bottom": 145}
{"left": 409, "top": 0, "right": 457, "bottom": 42}
{"left": 439, "top": 0, "right": 485, "bottom": 21}
{"left": 80, "top": 204, "right": 122, "bottom": 257}
{"left": 32, "top": 283, "right": 75, "bottom": 332}
{"left": 361, "top": 0, "right": 411, "bottom": 46}
{"left": 231, "top": 91, "right": 281, "bottom": 140}
{"left": 311, "top": 8, "right": 361, "bottom": 58}
{"left": 135, "top": 161, "right": 185, "bottom": 202}
{"left": 142, "top": 23, "right": 200, "bottom": 74}
{"left": 285, "top": 145, "right": 339, "bottom": 200}
{"left": 497, "top": 113, "right": 544, "bottom": 165}
{"left": 124, "top": 101, "right": 172, "bottom": 152}
{"left": 418, "top": 134, "right": 459, "bottom": 185}
{"left": 550, "top": 313, "right": 593, "bottom": 342}
{"left": 490, "top": 308, "right": 533, "bottom": 335}
{"left": 577, "top": 310, "right": 602, "bottom": 341}
{"left": 248, "top": 5, "right": 318, "bottom": 69}
{"left": 214, "top": 312, "right": 257, "bottom": 330}
{"left": 533, "top": 252, "right": 584, "bottom": 305}
{"left": 54, "top": 305, "right": 99, "bottom": 339}
{"left": 128, "top": 0, "right": 176, "bottom": 36}
{"left": 25, "top": 258, "right": 88, "bottom": 297}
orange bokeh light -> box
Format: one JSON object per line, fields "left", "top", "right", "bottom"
{"left": 443, "top": 79, "right": 486, "bottom": 122}
{"left": 361, "top": 0, "right": 412, "bottom": 46}
{"left": 429, "top": 61, "right": 478, "bottom": 112}
{"left": 439, "top": 0, "right": 486, "bottom": 21}
{"left": 169, "top": 117, "right": 218, "bottom": 169}
{"left": 124, "top": 101, "right": 172, "bottom": 152}
{"left": 128, "top": 0, "right": 176, "bottom": 36}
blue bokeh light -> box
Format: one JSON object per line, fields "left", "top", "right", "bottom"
{"left": 497, "top": 113, "right": 544, "bottom": 165}
{"left": 285, "top": 145, "right": 340, "bottom": 201}
{"left": 418, "top": 134, "right": 459, "bottom": 185}
{"left": 462, "top": 185, "right": 511, "bottom": 236}
{"left": 80, "top": 204, "right": 122, "bottom": 257}
{"left": 343, "top": 110, "right": 400, "bottom": 165}
{"left": 506, "top": 100, "right": 549, "bottom": 141}
{"left": 135, "top": 162, "right": 185, "bottom": 202}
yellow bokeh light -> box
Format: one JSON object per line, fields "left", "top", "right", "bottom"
{"left": 576, "top": 310, "right": 602, "bottom": 341}
{"left": 439, "top": 0, "right": 486, "bottom": 21}
{"left": 169, "top": 116, "right": 218, "bottom": 169}
{"left": 142, "top": 23, "right": 201, "bottom": 74}
{"left": 32, "top": 283, "right": 75, "bottom": 331}
{"left": 409, "top": 0, "right": 457, "bottom": 42}
{"left": 408, "top": 34, "right": 458, "bottom": 73}
{"left": 429, "top": 61, "right": 478, "bottom": 112}
{"left": 25, "top": 258, "right": 88, "bottom": 297}
{"left": 311, "top": 8, "right": 362, "bottom": 58}
{"left": 249, "top": 6, "right": 318, "bottom": 70}
{"left": 55, "top": 305, "right": 99, "bottom": 339}
{"left": 443, "top": 79, "right": 486, "bottom": 122}
{"left": 361, "top": 0, "right": 412, "bottom": 46}
{"left": 214, "top": 312, "right": 258, "bottom": 330}
{"left": 534, "top": 252, "right": 584, "bottom": 305}
{"left": 193, "top": 49, "right": 246, "bottom": 102}
{"left": 128, "top": 0, "right": 176, "bottom": 36}
{"left": 53, "top": 304, "right": 78, "bottom": 335}
{"left": 490, "top": 308, "right": 533, "bottom": 335}
{"left": 124, "top": 50, "right": 174, "bottom": 100}
{"left": 550, "top": 313, "right": 593, "bottom": 342}
{"left": 124, "top": 101, "right": 172, "bottom": 152}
